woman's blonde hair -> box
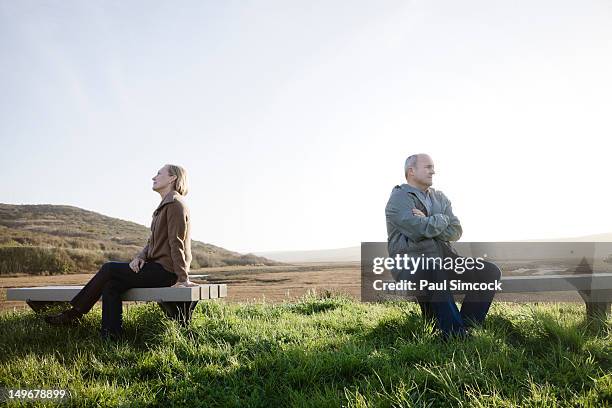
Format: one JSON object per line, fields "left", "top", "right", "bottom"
{"left": 166, "top": 164, "right": 189, "bottom": 196}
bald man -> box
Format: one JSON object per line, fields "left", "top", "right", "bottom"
{"left": 385, "top": 153, "right": 501, "bottom": 339}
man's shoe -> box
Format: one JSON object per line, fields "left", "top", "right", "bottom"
{"left": 44, "top": 308, "right": 83, "bottom": 327}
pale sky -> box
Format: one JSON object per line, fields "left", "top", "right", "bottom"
{"left": 1, "top": 1, "right": 612, "bottom": 253}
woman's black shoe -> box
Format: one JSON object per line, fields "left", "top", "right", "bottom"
{"left": 44, "top": 308, "right": 83, "bottom": 326}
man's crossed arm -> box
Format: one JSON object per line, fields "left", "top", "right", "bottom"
{"left": 387, "top": 192, "right": 462, "bottom": 242}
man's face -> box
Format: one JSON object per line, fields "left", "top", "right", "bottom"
{"left": 152, "top": 165, "right": 175, "bottom": 192}
{"left": 409, "top": 155, "right": 435, "bottom": 188}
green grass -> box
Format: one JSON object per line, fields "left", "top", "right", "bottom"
{"left": 0, "top": 293, "right": 610, "bottom": 407}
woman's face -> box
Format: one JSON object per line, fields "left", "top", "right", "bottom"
{"left": 152, "top": 165, "right": 176, "bottom": 192}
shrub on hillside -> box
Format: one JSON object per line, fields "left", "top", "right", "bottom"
{"left": 102, "top": 249, "right": 134, "bottom": 263}
{"left": 192, "top": 252, "right": 225, "bottom": 268}
{"left": 0, "top": 246, "right": 76, "bottom": 275}
{"left": 66, "top": 249, "right": 106, "bottom": 271}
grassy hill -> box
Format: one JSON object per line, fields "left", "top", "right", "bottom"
{"left": 0, "top": 203, "right": 279, "bottom": 275}
{"left": 0, "top": 293, "right": 609, "bottom": 406}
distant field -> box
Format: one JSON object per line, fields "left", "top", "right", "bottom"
{"left": 0, "top": 262, "right": 586, "bottom": 313}
{"left": 0, "top": 263, "right": 362, "bottom": 312}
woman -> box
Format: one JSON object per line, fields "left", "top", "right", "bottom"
{"left": 45, "top": 164, "right": 198, "bottom": 339}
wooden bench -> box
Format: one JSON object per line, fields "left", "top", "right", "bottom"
{"left": 499, "top": 273, "right": 612, "bottom": 321}
{"left": 370, "top": 273, "right": 612, "bottom": 322}
{"left": 6, "top": 284, "right": 227, "bottom": 325}
{"left": 362, "top": 242, "right": 612, "bottom": 323}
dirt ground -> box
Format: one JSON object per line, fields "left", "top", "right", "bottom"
{"left": 0, "top": 262, "right": 584, "bottom": 313}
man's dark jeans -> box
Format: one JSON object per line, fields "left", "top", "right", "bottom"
{"left": 70, "top": 261, "right": 177, "bottom": 337}
{"left": 404, "top": 260, "right": 501, "bottom": 337}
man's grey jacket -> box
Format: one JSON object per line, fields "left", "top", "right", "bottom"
{"left": 385, "top": 183, "right": 462, "bottom": 259}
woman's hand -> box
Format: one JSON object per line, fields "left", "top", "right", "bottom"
{"left": 171, "top": 279, "right": 200, "bottom": 288}
{"left": 129, "top": 258, "right": 145, "bottom": 273}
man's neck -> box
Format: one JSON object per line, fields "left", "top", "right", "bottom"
{"left": 406, "top": 181, "right": 429, "bottom": 193}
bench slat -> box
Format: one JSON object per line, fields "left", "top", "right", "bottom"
{"left": 6, "top": 284, "right": 227, "bottom": 303}
{"left": 501, "top": 273, "right": 612, "bottom": 292}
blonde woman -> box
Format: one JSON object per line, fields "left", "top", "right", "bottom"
{"left": 45, "top": 164, "right": 198, "bottom": 339}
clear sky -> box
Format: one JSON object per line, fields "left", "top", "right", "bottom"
{"left": 1, "top": 1, "right": 611, "bottom": 253}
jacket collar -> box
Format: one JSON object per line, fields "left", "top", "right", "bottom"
{"left": 400, "top": 184, "right": 435, "bottom": 215}
{"left": 154, "top": 190, "right": 181, "bottom": 213}
{"left": 401, "top": 183, "right": 432, "bottom": 195}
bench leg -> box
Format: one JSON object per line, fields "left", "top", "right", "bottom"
{"left": 26, "top": 301, "right": 69, "bottom": 313}
{"left": 578, "top": 290, "right": 611, "bottom": 322}
{"left": 157, "top": 301, "right": 198, "bottom": 326}
{"left": 585, "top": 302, "right": 610, "bottom": 320}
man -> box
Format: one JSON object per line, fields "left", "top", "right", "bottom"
{"left": 385, "top": 153, "right": 501, "bottom": 338}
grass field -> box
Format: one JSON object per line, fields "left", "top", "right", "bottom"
{"left": 0, "top": 291, "right": 610, "bottom": 407}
